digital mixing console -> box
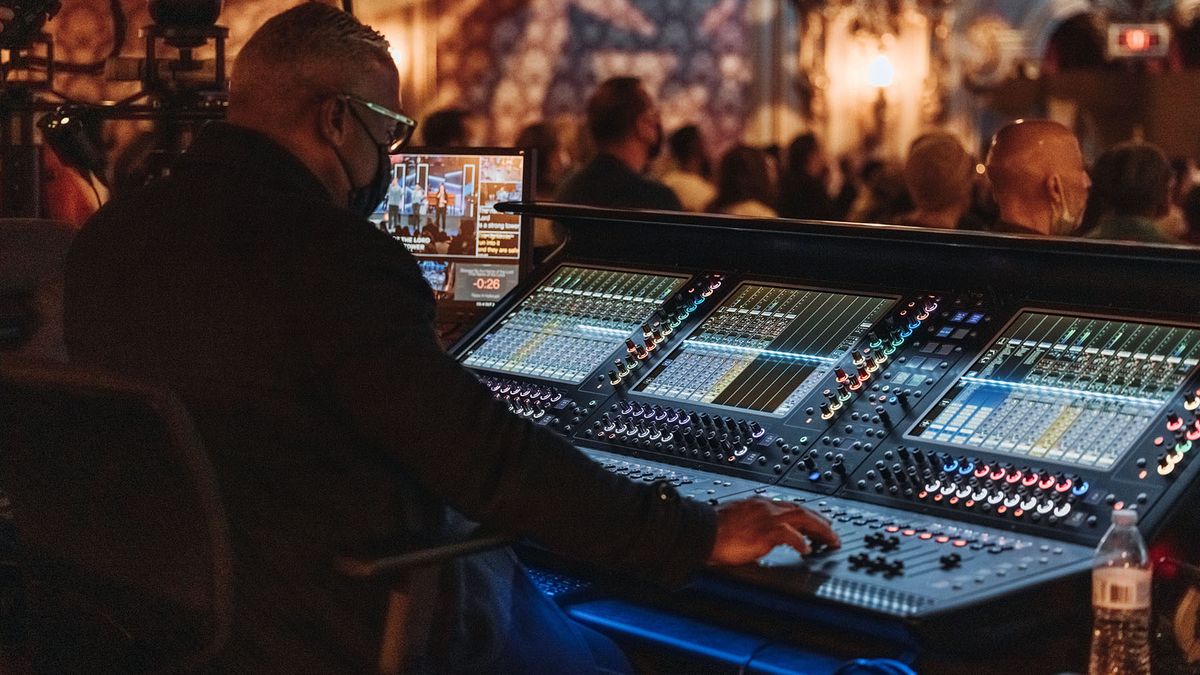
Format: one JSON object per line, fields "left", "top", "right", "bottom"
{"left": 452, "top": 204, "right": 1200, "bottom": 664}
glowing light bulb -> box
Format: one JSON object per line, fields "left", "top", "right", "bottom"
{"left": 867, "top": 54, "right": 894, "bottom": 89}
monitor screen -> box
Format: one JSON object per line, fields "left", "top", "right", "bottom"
{"left": 908, "top": 310, "right": 1200, "bottom": 470}
{"left": 635, "top": 282, "right": 896, "bottom": 417}
{"left": 369, "top": 148, "right": 531, "bottom": 312}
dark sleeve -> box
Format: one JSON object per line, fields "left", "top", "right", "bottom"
{"left": 300, "top": 224, "right": 717, "bottom": 587}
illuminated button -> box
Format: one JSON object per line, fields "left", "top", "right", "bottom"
{"left": 1036, "top": 500, "right": 1054, "bottom": 515}
{"left": 935, "top": 535, "right": 950, "bottom": 544}
{"left": 925, "top": 481, "right": 941, "bottom": 493}
{"left": 1178, "top": 440, "right": 1194, "bottom": 455}
{"left": 956, "top": 487, "right": 972, "bottom": 499}
{"left": 1054, "top": 478, "right": 1072, "bottom": 493}
{"left": 1053, "top": 502, "right": 1072, "bottom": 518}
{"left": 835, "top": 367, "right": 849, "bottom": 382}
{"left": 939, "top": 483, "right": 956, "bottom": 496}
{"left": 902, "top": 529, "right": 917, "bottom": 536}
{"left": 1013, "top": 509, "right": 1024, "bottom": 518}
{"left": 942, "top": 458, "right": 959, "bottom": 473}
{"left": 953, "top": 539, "right": 968, "bottom": 547}
{"left": 974, "top": 465, "right": 990, "bottom": 479}
{"left": 972, "top": 488, "right": 988, "bottom": 501}
{"left": 1071, "top": 481, "right": 1089, "bottom": 497}
{"left": 1003, "top": 494, "right": 1020, "bottom": 508}
{"left": 1020, "top": 497, "right": 1037, "bottom": 511}
{"left": 1158, "top": 460, "right": 1176, "bottom": 476}
{"left": 990, "top": 467, "right": 1006, "bottom": 481}
{"left": 1039, "top": 475, "right": 1056, "bottom": 490}
{"left": 1189, "top": 423, "right": 1200, "bottom": 442}
{"left": 987, "top": 491, "right": 1005, "bottom": 505}
{"left": 919, "top": 532, "right": 933, "bottom": 540}
{"left": 1185, "top": 393, "right": 1199, "bottom": 411}
{"left": 1167, "top": 412, "right": 1184, "bottom": 431}
{"left": 1022, "top": 473, "right": 1039, "bottom": 487}
{"left": 885, "top": 526, "right": 900, "bottom": 533}
{"left": 1005, "top": 470, "right": 1022, "bottom": 484}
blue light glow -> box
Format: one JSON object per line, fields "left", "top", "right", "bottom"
{"left": 685, "top": 339, "right": 838, "bottom": 363}
{"left": 958, "top": 375, "right": 1163, "bottom": 406}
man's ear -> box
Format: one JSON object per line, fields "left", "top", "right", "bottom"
{"left": 1046, "top": 173, "right": 1065, "bottom": 212}
{"left": 317, "top": 96, "right": 349, "bottom": 147}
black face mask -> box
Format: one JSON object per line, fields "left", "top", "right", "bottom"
{"left": 335, "top": 106, "right": 393, "bottom": 218}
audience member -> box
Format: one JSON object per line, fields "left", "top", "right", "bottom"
{"left": 985, "top": 119, "right": 1090, "bottom": 236}
{"left": 897, "top": 132, "right": 979, "bottom": 230}
{"left": 845, "top": 159, "right": 909, "bottom": 224}
{"left": 777, "top": 133, "right": 851, "bottom": 221}
{"left": 659, "top": 125, "right": 716, "bottom": 212}
{"left": 516, "top": 121, "right": 570, "bottom": 251}
{"left": 556, "top": 77, "right": 682, "bottom": 210}
{"left": 420, "top": 107, "right": 471, "bottom": 147}
{"left": 1160, "top": 156, "right": 1198, "bottom": 238}
{"left": 706, "top": 145, "right": 777, "bottom": 218}
{"left": 448, "top": 217, "right": 477, "bottom": 255}
{"left": 1086, "top": 141, "right": 1177, "bottom": 243}
{"left": 1181, "top": 186, "right": 1200, "bottom": 246}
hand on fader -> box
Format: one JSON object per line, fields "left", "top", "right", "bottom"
{"left": 707, "top": 497, "right": 840, "bottom": 566}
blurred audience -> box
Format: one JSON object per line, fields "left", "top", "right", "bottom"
{"left": 706, "top": 145, "right": 777, "bottom": 218}
{"left": 985, "top": 119, "right": 1090, "bottom": 236}
{"left": 659, "top": 125, "right": 715, "bottom": 212}
{"left": 1181, "top": 186, "right": 1200, "bottom": 246}
{"left": 557, "top": 77, "right": 681, "bottom": 210}
{"left": 1085, "top": 141, "right": 1177, "bottom": 243}
{"left": 845, "top": 159, "right": 909, "bottom": 224}
{"left": 897, "top": 132, "right": 981, "bottom": 231}
{"left": 777, "top": 133, "right": 851, "bottom": 221}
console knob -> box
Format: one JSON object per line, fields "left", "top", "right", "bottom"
{"left": 876, "top": 406, "right": 892, "bottom": 427}
{"left": 835, "top": 367, "right": 849, "bottom": 382}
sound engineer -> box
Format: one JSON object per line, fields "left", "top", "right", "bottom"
{"left": 63, "top": 5, "right": 839, "bottom": 673}
{"left": 985, "top": 118, "right": 1091, "bottom": 236}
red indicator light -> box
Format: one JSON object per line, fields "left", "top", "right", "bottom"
{"left": 990, "top": 468, "right": 1006, "bottom": 481}
{"left": 919, "top": 532, "right": 933, "bottom": 540}
{"left": 953, "top": 539, "right": 967, "bottom": 547}
{"left": 885, "top": 526, "right": 900, "bottom": 532}
{"left": 936, "top": 535, "right": 950, "bottom": 543}
{"left": 1155, "top": 436, "right": 1165, "bottom": 446}
{"left": 902, "top": 529, "right": 916, "bottom": 536}
{"left": 974, "top": 466, "right": 990, "bottom": 478}
{"left": 997, "top": 505, "right": 1007, "bottom": 514}
{"left": 1022, "top": 473, "right": 1038, "bottom": 487}
{"left": 965, "top": 500, "right": 976, "bottom": 508}
{"left": 934, "top": 494, "right": 944, "bottom": 502}
{"left": 1013, "top": 509, "right": 1024, "bottom": 518}
{"left": 1055, "top": 480, "right": 1072, "bottom": 493}
{"left": 1124, "top": 29, "right": 1150, "bottom": 51}
{"left": 1039, "top": 476, "right": 1056, "bottom": 490}
{"left": 949, "top": 497, "right": 959, "bottom": 505}
{"left": 1114, "top": 501, "right": 1125, "bottom": 510}
{"left": 1005, "top": 471, "right": 1022, "bottom": 484}
{"left": 918, "top": 491, "right": 928, "bottom": 499}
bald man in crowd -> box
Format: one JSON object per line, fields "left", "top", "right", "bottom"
{"left": 985, "top": 119, "right": 1091, "bottom": 236}
{"left": 63, "top": 5, "right": 838, "bottom": 672}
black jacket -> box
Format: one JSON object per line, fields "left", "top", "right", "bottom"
{"left": 557, "top": 153, "right": 682, "bottom": 211}
{"left": 64, "top": 123, "right": 716, "bottom": 671}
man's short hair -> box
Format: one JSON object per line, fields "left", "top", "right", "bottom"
{"left": 904, "top": 132, "right": 973, "bottom": 211}
{"left": 1091, "top": 141, "right": 1172, "bottom": 218}
{"left": 231, "top": 3, "right": 393, "bottom": 108}
{"left": 586, "top": 77, "right": 651, "bottom": 146}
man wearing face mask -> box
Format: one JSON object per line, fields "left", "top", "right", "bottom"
{"left": 985, "top": 118, "right": 1091, "bottom": 236}
{"left": 63, "top": 5, "right": 838, "bottom": 673}
{"left": 557, "top": 76, "right": 683, "bottom": 211}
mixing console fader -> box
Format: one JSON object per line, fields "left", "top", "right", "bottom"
{"left": 451, "top": 204, "right": 1200, "bottom": 657}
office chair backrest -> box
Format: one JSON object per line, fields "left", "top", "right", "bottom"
{"left": 0, "top": 357, "right": 233, "bottom": 673}
{"left": 0, "top": 219, "right": 75, "bottom": 361}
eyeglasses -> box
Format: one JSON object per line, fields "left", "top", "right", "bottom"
{"left": 339, "top": 94, "right": 418, "bottom": 153}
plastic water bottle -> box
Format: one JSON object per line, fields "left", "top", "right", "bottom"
{"left": 1088, "top": 508, "right": 1152, "bottom": 675}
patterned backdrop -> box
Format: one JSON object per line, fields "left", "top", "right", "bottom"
{"left": 434, "top": 0, "right": 755, "bottom": 149}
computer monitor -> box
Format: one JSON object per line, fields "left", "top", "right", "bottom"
{"left": 369, "top": 147, "right": 533, "bottom": 334}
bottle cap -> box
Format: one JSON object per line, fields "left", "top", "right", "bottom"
{"left": 1112, "top": 508, "right": 1138, "bottom": 527}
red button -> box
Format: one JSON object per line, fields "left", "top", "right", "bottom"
{"left": 919, "top": 533, "right": 933, "bottom": 540}
{"left": 885, "top": 526, "right": 899, "bottom": 533}
{"left": 953, "top": 539, "right": 968, "bottom": 547}
{"left": 936, "top": 535, "right": 950, "bottom": 543}
{"left": 902, "top": 529, "right": 916, "bottom": 536}
{"left": 1022, "top": 473, "right": 1038, "bottom": 487}
{"left": 1038, "top": 476, "right": 1056, "bottom": 490}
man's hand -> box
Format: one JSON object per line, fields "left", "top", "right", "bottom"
{"left": 708, "top": 497, "right": 840, "bottom": 566}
